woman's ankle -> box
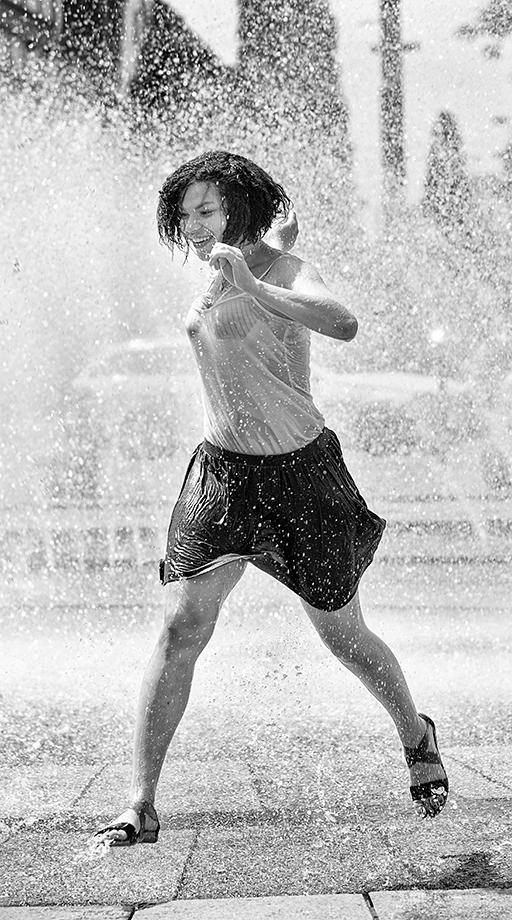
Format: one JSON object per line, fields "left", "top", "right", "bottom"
{"left": 401, "top": 714, "right": 427, "bottom": 749}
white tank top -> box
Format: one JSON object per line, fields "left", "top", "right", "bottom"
{"left": 185, "top": 256, "right": 325, "bottom": 455}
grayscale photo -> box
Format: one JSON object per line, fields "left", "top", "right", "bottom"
{"left": 1, "top": 1, "right": 511, "bottom": 917}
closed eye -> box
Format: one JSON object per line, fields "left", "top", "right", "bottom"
{"left": 179, "top": 210, "right": 214, "bottom": 221}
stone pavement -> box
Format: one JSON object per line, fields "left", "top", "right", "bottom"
{"left": 2, "top": 889, "right": 512, "bottom": 919}
{"left": 2, "top": 557, "right": 512, "bottom": 918}
{"left": 1, "top": 744, "right": 512, "bottom": 919}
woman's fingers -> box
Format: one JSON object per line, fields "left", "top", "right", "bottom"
{"left": 210, "top": 255, "right": 235, "bottom": 285}
{"left": 219, "top": 257, "right": 233, "bottom": 281}
{"left": 209, "top": 244, "right": 251, "bottom": 290}
{"left": 209, "top": 243, "right": 241, "bottom": 267}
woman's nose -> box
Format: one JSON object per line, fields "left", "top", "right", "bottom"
{"left": 184, "top": 214, "right": 199, "bottom": 234}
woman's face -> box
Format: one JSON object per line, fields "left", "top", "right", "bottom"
{"left": 180, "top": 181, "right": 227, "bottom": 260}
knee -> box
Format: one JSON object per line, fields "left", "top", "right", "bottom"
{"left": 159, "top": 595, "right": 217, "bottom": 656}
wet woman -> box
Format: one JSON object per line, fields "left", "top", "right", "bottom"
{"left": 93, "top": 150, "right": 448, "bottom": 847}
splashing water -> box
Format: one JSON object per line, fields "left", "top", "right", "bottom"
{"left": 1, "top": 10, "right": 512, "bottom": 852}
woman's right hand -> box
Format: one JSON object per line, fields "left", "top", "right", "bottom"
{"left": 209, "top": 243, "right": 259, "bottom": 295}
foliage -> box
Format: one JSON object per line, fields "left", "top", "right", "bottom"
{"left": 423, "top": 111, "right": 474, "bottom": 232}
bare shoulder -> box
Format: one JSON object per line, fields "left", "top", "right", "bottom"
{"left": 264, "top": 251, "right": 322, "bottom": 291}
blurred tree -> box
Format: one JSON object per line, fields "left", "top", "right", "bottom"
{"left": 458, "top": 0, "right": 512, "bottom": 39}
{"left": 380, "top": 0, "right": 405, "bottom": 198}
{"left": 237, "top": 0, "right": 351, "bottom": 164}
{"left": 61, "top": 0, "right": 124, "bottom": 82}
{"left": 126, "top": 0, "right": 228, "bottom": 118}
{"left": 422, "top": 110, "right": 475, "bottom": 236}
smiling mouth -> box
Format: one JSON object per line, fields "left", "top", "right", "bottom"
{"left": 188, "top": 234, "right": 214, "bottom": 247}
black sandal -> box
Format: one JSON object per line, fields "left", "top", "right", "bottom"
{"left": 92, "top": 800, "right": 160, "bottom": 847}
{"left": 404, "top": 713, "right": 449, "bottom": 818}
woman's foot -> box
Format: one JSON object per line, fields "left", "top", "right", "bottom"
{"left": 404, "top": 714, "right": 449, "bottom": 818}
{"left": 92, "top": 800, "right": 160, "bottom": 847}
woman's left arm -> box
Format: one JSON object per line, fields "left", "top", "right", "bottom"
{"left": 210, "top": 244, "right": 358, "bottom": 342}
{"left": 253, "top": 260, "right": 358, "bottom": 341}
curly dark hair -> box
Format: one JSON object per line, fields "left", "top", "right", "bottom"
{"left": 157, "top": 150, "right": 291, "bottom": 252}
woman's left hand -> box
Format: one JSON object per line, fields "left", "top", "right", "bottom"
{"left": 209, "top": 243, "right": 259, "bottom": 295}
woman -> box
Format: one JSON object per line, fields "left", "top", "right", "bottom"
{"left": 93, "top": 150, "right": 448, "bottom": 847}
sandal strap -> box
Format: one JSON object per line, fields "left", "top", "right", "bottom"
{"left": 403, "top": 713, "right": 441, "bottom": 767}
{"left": 404, "top": 749, "right": 443, "bottom": 767}
{"left": 94, "top": 802, "right": 158, "bottom": 843}
{"left": 133, "top": 800, "right": 159, "bottom": 823}
{"left": 94, "top": 821, "right": 137, "bottom": 843}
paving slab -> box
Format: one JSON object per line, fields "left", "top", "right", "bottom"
{"left": 371, "top": 888, "right": 512, "bottom": 919}
{"left": 78, "top": 762, "right": 262, "bottom": 816}
{"left": 177, "top": 825, "right": 378, "bottom": 899}
{"left": 0, "top": 910, "right": 130, "bottom": 920}
{"left": 177, "top": 803, "right": 512, "bottom": 900}
{"left": 0, "top": 827, "right": 195, "bottom": 907}
{"left": 176, "top": 823, "right": 422, "bottom": 899}
{"left": 0, "top": 767, "right": 99, "bottom": 820}
{"left": 141, "top": 893, "right": 370, "bottom": 918}
{"left": 361, "top": 807, "right": 512, "bottom": 891}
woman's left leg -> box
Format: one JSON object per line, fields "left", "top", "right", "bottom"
{"left": 301, "top": 590, "right": 448, "bottom": 813}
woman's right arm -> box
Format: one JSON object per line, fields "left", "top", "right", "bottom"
{"left": 264, "top": 209, "right": 299, "bottom": 253}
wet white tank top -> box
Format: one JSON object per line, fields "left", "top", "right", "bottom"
{"left": 184, "top": 256, "right": 325, "bottom": 455}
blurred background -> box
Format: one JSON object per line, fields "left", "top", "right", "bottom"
{"left": 2, "top": 0, "right": 512, "bottom": 819}
{"left": 1, "top": 0, "right": 511, "bottom": 621}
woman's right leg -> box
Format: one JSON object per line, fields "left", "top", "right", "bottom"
{"left": 95, "top": 559, "right": 246, "bottom": 843}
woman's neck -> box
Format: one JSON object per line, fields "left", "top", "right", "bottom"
{"left": 240, "top": 238, "right": 264, "bottom": 265}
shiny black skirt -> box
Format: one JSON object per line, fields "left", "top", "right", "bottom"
{"left": 160, "top": 428, "right": 386, "bottom": 611}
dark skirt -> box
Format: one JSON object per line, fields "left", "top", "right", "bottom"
{"left": 159, "top": 428, "right": 386, "bottom": 611}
